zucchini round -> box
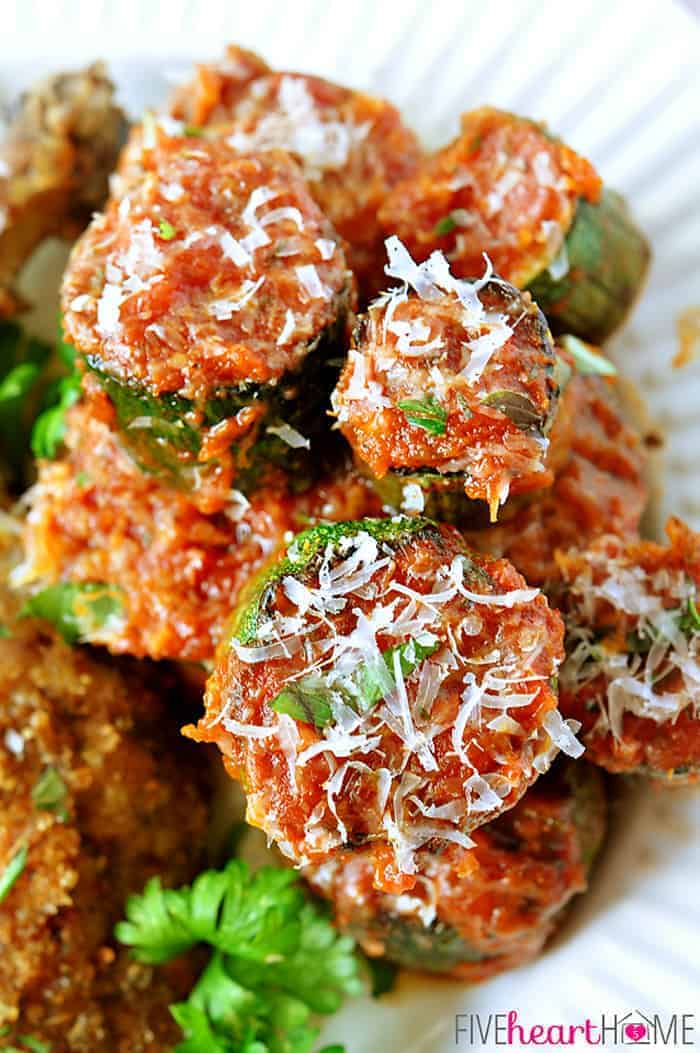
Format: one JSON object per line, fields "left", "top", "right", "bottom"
{"left": 305, "top": 760, "right": 606, "bottom": 979}
{"left": 527, "top": 189, "right": 650, "bottom": 344}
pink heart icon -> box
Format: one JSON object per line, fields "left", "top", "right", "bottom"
{"left": 625, "top": 1023, "right": 647, "bottom": 1042}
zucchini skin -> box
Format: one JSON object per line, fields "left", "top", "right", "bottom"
{"left": 231, "top": 515, "right": 440, "bottom": 646}
{"left": 368, "top": 468, "right": 531, "bottom": 528}
{"left": 85, "top": 305, "right": 347, "bottom": 499}
{"left": 527, "top": 189, "right": 650, "bottom": 344}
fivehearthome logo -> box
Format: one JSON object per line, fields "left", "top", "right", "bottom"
{"left": 455, "top": 1010, "right": 697, "bottom": 1046}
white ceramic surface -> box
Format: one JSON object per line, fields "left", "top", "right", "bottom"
{"left": 2, "top": 2, "right": 699, "bottom": 1050}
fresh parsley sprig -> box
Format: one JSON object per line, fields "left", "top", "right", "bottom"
{"left": 116, "top": 860, "right": 364, "bottom": 1053}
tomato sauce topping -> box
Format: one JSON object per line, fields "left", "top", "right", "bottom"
{"left": 332, "top": 238, "right": 561, "bottom": 517}
{"left": 167, "top": 53, "right": 423, "bottom": 301}
{"left": 62, "top": 130, "right": 351, "bottom": 401}
{"left": 557, "top": 518, "right": 700, "bottom": 780}
{"left": 379, "top": 107, "right": 601, "bottom": 288}
{"left": 191, "top": 518, "right": 572, "bottom": 885}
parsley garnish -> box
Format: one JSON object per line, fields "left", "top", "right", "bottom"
{"left": 0, "top": 322, "right": 52, "bottom": 484}
{"left": 32, "top": 767, "right": 69, "bottom": 822}
{"left": 678, "top": 596, "right": 700, "bottom": 634}
{"left": 21, "top": 582, "right": 124, "bottom": 645}
{"left": 397, "top": 397, "right": 448, "bottom": 436}
{"left": 434, "top": 214, "right": 457, "bottom": 237}
{"left": 560, "top": 335, "right": 617, "bottom": 378}
{"left": 184, "top": 125, "right": 204, "bottom": 138}
{"left": 0, "top": 845, "right": 28, "bottom": 904}
{"left": 30, "top": 373, "right": 82, "bottom": 459}
{"left": 116, "top": 860, "right": 362, "bottom": 1053}
{"left": 158, "top": 219, "right": 177, "bottom": 241}
{"left": 0, "top": 1038, "right": 51, "bottom": 1053}
{"left": 271, "top": 634, "right": 440, "bottom": 728}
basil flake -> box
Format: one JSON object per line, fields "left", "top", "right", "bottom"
{"left": 434, "top": 214, "right": 457, "bottom": 237}
{"left": 158, "top": 219, "right": 176, "bottom": 241}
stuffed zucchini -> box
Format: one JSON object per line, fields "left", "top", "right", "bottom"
{"left": 463, "top": 368, "right": 648, "bottom": 587}
{"left": 188, "top": 515, "right": 579, "bottom": 883}
{"left": 557, "top": 518, "right": 700, "bottom": 781}
{"left": 62, "top": 130, "right": 353, "bottom": 513}
{"left": 166, "top": 46, "right": 423, "bottom": 302}
{"left": 304, "top": 759, "right": 606, "bottom": 980}
{"left": 332, "top": 238, "right": 569, "bottom": 521}
{"left": 379, "top": 108, "right": 649, "bottom": 343}
{"left": 21, "top": 401, "right": 382, "bottom": 663}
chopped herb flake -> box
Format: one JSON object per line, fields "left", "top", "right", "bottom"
{"left": 480, "top": 390, "right": 544, "bottom": 433}
{"left": 397, "top": 397, "right": 448, "bottom": 436}
{"left": 0, "top": 844, "right": 28, "bottom": 904}
{"left": 678, "top": 596, "right": 700, "bottom": 635}
{"left": 434, "top": 214, "right": 457, "bottom": 237}
{"left": 31, "top": 373, "right": 82, "bottom": 460}
{"left": 560, "top": 335, "right": 617, "bottom": 377}
{"left": 158, "top": 219, "right": 176, "bottom": 241}
{"left": 18, "top": 1040, "right": 51, "bottom": 1053}
{"left": 21, "top": 582, "right": 124, "bottom": 645}
{"left": 32, "top": 767, "right": 69, "bottom": 821}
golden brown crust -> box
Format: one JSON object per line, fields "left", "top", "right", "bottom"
{"left": 0, "top": 560, "right": 208, "bottom": 1049}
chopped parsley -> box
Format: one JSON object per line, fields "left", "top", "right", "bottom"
{"left": 30, "top": 372, "right": 82, "bottom": 459}
{"left": 271, "top": 633, "right": 440, "bottom": 728}
{"left": 678, "top": 596, "right": 700, "bottom": 635}
{"left": 397, "top": 397, "right": 448, "bottom": 436}
{"left": 560, "top": 335, "right": 617, "bottom": 378}
{"left": 32, "top": 767, "right": 69, "bottom": 822}
{"left": 158, "top": 219, "right": 177, "bottom": 241}
{"left": 0, "top": 844, "right": 28, "bottom": 904}
{"left": 116, "top": 860, "right": 363, "bottom": 1053}
{"left": 0, "top": 322, "right": 52, "bottom": 485}
{"left": 0, "top": 1039, "right": 51, "bottom": 1053}
{"left": 20, "top": 582, "right": 125, "bottom": 645}
{"left": 434, "top": 214, "right": 457, "bottom": 237}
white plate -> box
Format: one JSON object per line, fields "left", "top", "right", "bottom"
{"left": 3, "top": 2, "right": 700, "bottom": 1049}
